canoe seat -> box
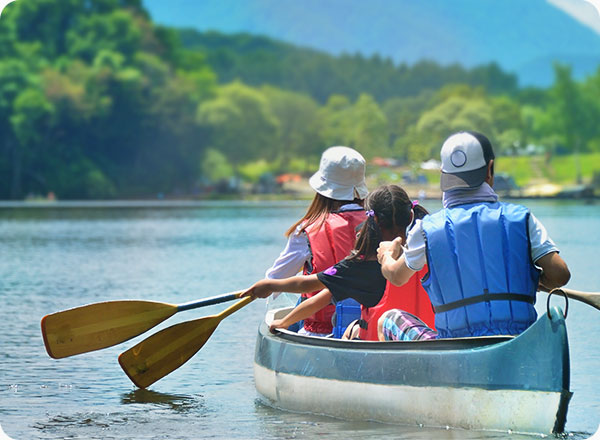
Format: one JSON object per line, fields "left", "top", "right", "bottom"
{"left": 332, "top": 298, "right": 361, "bottom": 338}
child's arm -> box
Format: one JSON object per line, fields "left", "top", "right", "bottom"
{"left": 270, "top": 289, "right": 333, "bottom": 333}
{"left": 242, "top": 274, "right": 325, "bottom": 299}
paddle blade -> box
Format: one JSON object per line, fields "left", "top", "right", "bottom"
{"left": 41, "top": 301, "right": 178, "bottom": 359}
{"left": 118, "top": 315, "right": 219, "bottom": 389}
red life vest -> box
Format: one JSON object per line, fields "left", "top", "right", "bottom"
{"left": 302, "top": 209, "right": 366, "bottom": 334}
{"left": 358, "top": 267, "right": 435, "bottom": 341}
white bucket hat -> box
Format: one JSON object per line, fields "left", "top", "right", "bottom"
{"left": 309, "top": 146, "right": 368, "bottom": 200}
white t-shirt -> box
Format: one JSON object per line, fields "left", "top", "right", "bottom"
{"left": 265, "top": 203, "right": 364, "bottom": 279}
{"left": 404, "top": 212, "right": 559, "bottom": 271}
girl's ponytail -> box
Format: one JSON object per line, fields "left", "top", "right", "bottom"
{"left": 349, "top": 185, "right": 429, "bottom": 261}
{"left": 350, "top": 213, "right": 381, "bottom": 262}
{"left": 412, "top": 202, "right": 428, "bottom": 221}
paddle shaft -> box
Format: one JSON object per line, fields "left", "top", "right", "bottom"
{"left": 177, "top": 292, "right": 243, "bottom": 311}
{"left": 560, "top": 287, "right": 600, "bottom": 311}
{"left": 216, "top": 295, "right": 254, "bottom": 318}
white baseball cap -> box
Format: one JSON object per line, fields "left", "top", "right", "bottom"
{"left": 440, "top": 131, "right": 495, "bottom": 191}
{"left": 309, "top": 146, "right": 369, "bottom": 200}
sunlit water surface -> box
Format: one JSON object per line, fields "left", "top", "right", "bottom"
{"left": 0, "top": 199, "right": 598, "bottom": 439}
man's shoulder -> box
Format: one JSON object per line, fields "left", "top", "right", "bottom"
{"left": 496, "top": 201, "right": 530, "bottom": 218}
{"left": 424, "top": 202, "right": 530, "bottom": 225}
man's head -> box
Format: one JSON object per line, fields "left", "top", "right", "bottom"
{"left": 440, "top": 131, "right": 495, "bottom": 191}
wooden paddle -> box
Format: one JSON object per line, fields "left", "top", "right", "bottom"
{"left": 119, "top": 296, "right": 254, "bottom": 389}
{"left": 41, "top": 291, "right": 243, "bottom": 359}
{"left": 560, "top": 287, "right": 600, "bottom": 311}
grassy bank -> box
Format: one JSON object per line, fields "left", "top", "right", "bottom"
{"left": 495, "top": 153, "right": 600, "bottom": 186}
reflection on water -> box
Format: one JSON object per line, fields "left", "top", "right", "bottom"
{"left": 121, "top": 389, "right": 205, "bottom": 414}
{"left": 252, "top": 398, "right": 541, "bottom": 440}
{"left": 0, "top": 200, "right": 598, "bottom": 439}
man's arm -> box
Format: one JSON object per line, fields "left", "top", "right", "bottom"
{"left": 377, "top": 237, "right": 416, "bottom": 287}
{"left": 535, "top": 252, "right": 571, "bottom": 291}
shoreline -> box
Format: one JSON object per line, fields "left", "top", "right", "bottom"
{"left": 2, "top": 190, "right": 598, "bottom": 209}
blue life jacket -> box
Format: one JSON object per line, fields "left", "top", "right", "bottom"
{"left": 421, "top": 202, "right": 540, "bottom": 338}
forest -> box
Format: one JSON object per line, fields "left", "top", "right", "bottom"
{"left": 1, "top": 0, "right": 599, "bottom": 199}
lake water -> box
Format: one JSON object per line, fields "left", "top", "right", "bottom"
{"left": 0, "top": 199, "right": 598, "bottom": 440}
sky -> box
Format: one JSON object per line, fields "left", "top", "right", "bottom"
{"left": 142, "top": 0, "right": 600, "bottom": 39}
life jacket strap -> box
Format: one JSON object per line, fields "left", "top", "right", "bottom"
{"left": 433, "top": 293, "right": 535, "bottom": 314}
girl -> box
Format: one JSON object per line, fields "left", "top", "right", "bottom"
{"left": 264, "top": 146, "right": 368, "bottom": 337}
{"left": 244, "top": 185, "right": 430, "bottom": 337}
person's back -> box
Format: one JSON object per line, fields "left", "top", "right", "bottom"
{"left": 378, "top": 131, "right": 570, "bottom": 340}
{"left": 302, "top": 209, "right": 366, "bottom": 334}
{"left": 422, "top": 201, "right": 538, "bottom": 338}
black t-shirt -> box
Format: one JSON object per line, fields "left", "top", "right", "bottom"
{"left": 316, "top": 258, "right": 387, "bottom": 308}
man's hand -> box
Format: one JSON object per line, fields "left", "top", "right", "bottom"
{"left": 377, "top": 236, "right": 403, "bottom": 263}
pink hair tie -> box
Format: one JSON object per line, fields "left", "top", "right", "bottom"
{"left": 366, "top": 209, "right": 375, "bottom": 217}
{"left": 412, "top": 200, "right": 419, "bottom": 208}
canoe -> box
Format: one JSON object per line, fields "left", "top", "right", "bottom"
{"left": 254, "top": 305, "right": 571, "bottom": 435}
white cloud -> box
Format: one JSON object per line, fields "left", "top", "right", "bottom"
{"left": 547, "top": 0, "right": 600, "bottom": 35}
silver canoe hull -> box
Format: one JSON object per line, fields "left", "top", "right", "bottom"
{"left": 254, "top": 306, "right": 571, "bottom": 434}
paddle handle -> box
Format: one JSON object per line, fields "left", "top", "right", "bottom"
{"left": 177, "top": 291, "right": 243, "bottom": 312}
{"left": 561, "top": 287, "right": 600, "bottom": 311}
{"left": 217, "top": 296, "right": 254, "bottom": 319}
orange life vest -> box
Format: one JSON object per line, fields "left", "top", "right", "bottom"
{"left": 358, "top": 266, "right": 435, "bottom": 341}
{"left": 302, "top": 209, "right": 366, "bottom": 334}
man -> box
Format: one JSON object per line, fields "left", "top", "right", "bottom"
{"left": 377, "top": 131, "right": 570, "bottom": 340}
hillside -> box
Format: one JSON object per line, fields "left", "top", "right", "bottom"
{"left": 145, "top": 0, "right": 600, "bottom": 87}
{"left": 178, "top": 29, "right": 519, "bottom": 103}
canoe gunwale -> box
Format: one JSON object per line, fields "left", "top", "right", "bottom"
{"left": 272, "top": 328, "right": 514, "bottom": 351}
{"left": 265, "top": 306, "right": 515, "bottom": 350}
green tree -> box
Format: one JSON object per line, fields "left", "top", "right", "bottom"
{"left": 196, "top": 82, "right": 280, "bottom": 169}
{"left": 348, "top": 93, "right": 389, "bottom": 158}
{"left": 317, "top": 94, "right": 353, "bottom": 148}
{"left": 547, "top": 63, "right": 591, "bottom": 181}
{"left": 9, "top": 87, "right": 55, "bottom": 198}
{"left": 383, "top": 91, "right": 436, "bottom": 161}
{"left": 0, "top": 59, "right": 39, "bottom": 198}
{"left": 580, "top": 67, "right": 600, "bottom": 152}
{"left": 201, "top": 148, "right": 234, "bottom": 183}
{"left": 415, "top": 92, "right": 495, "bottom": 159}
{"left": 66, "top": 9, "right": 143, "bottom": 62}
{"left": 262, "top": 85, "right": 321, "bottom": 169}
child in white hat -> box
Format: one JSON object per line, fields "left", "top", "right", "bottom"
{"left": 264, "top": 146, "right": 368, "bottom": 336}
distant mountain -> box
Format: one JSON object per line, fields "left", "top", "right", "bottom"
{"left": 143, "top": 0, "right": 600, "bottom": 87}
{"left": 178, "top": 29, "right": 519, "bottom": 102}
